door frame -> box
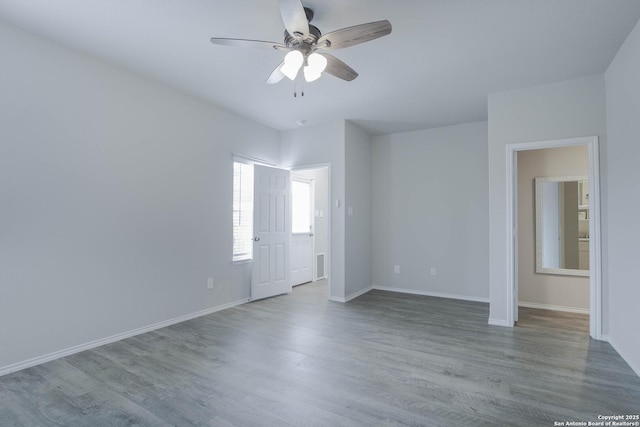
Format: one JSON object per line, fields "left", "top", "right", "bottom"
{"left": 505, "top": 136, "right": 602, "bottom": 339}
{"left": 289, "top": 163, "right": 332, "bottom": 300}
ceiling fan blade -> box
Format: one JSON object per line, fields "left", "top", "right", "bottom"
{"left": 317, "top": 20, "right": 392, "bottom": 50}
{"left": 266, "top": 62, "right": 286, "bottom": 84}
{"left": 210, "top": 37, "right": 288, "bottom": 51}
{"left": 278, "top": 0, "right": 309, "bottom": 39}
{"left": 320, "top": 54, "right": 358, "bottom": 82}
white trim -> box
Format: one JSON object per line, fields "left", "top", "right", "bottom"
{"left": 329, "top": 286, "right": 373, "bottom": 303}
{"left": 505, "top": 145, "right": 516, "bottom": 326}
{"left": 373, "top": 286, "right": 490, "bottom": 303}
{"left": 586, "top": 137, "right": 602, "bottom": 339}
{"left": 504, "top": 136, "right": 602, "bottom": 340}
{"left": 0, "top": 298, "right": 249, "bottom": 378}
{"left": 291, "top": 174, "right": 313, "bottom": 184}
{"left": 346, "top": 286, "right": 373, "bottom": 302}
{"left": 604, "top": 336, "right": 640, "bottom": 378}
{"left": 232, "top": 153, "right": 276, "bottom": 167}
{"left": 488, "top": 318, "right": 513, "bottom": 327}
{"left": 518, "top": 301, "right": 590, "bottom": 314}
{"left": 287, "top": 162, "right": 332, "bottom": 171}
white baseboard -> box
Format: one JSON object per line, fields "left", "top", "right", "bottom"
{"left": 372, "top": 286, "right": 489, "bottom": 303}
{"left": 345, "top": 286, "right": 373, "bottom": 302}
{"left": 0, "top": 298, "right": 249, "bottom": 377}
{"left": 329, "top": 285, "right": 373, "bottom": 303}
{"left": 518, "top": 301, "right": 590, "bottom": 315}
{"left": 602, "top": 335, "right": 640, "bottom": 378}
{"left": 488, "top": 318, "right": 514, "bottom": 327}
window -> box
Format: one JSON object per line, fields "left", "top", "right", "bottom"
{"left": 292, "top": 178, "right": 312, "bottom": 234}
{"left": 233, "top": 161, "right": 254, "bottom": 261}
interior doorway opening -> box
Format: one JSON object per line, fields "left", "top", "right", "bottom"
{"left": 506, "top": 136, "right": 602, "bottom": 340}
{"left": 291, "top": 175, "right": 314, "bottom": 286}
{"left": 290, "top": 166, "right": 330, "bottom": 291}
{"left": 515, "top": 146, "right": 590, "bottom": 333}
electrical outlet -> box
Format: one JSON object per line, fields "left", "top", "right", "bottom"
{"left": 430, "top": 268, "right": 436, "bottom": 276}
{"left": 394, "top": 265, "right": 400, "bottom": 274}
{"left": 207, "top": 277, "right": 214, "bottom": 289}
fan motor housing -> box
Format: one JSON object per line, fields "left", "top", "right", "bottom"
{"left": 283, "top": 7, "right": 320, "bottom": 48}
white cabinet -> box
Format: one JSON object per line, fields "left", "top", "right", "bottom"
{"left": 578, "top": 239, "right": 590, "bottom": 270}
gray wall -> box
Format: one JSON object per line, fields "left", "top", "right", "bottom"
{"left": 517, "top": 146, "right": 589, "bottom": 311}
{"left": 280, "top": 122, "right": 347, "bottom": 300}
{"left": 605, "top": 19, "right": 640, "bottom": 375}
{"left": 345, "top": 122, "right": 373, "bottom": 298}
{"left": 0, "top": 21, "right": 281, "bottom": 371}
{"left": 282, "top": 121, "right": 374, "bottom": 301}
{"left": 487, "top": 75, "right": 607, "bottom": 327}
{"left": 371, "top": 122, "right": 489, "bottom": 301}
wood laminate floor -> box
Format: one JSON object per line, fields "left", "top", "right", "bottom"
{"left": 1, "top": 281, "right": 639, "bottom": 426}
{"left": 517, "top": 306, "right": 590, "bottom": 333}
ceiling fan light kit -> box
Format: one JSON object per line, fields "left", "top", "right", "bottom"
{"left": 210, "top": 0, "right": 391, "bottom": 85}
{"left": 282, "top": 50, "right": 304, "bottom": 80}
{"left": 302, "top": 52, "right": 327, "bottom": 82}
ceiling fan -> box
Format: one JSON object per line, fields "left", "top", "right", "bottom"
{"left": 210, "top": 0, "right": 392, "bottom": 84}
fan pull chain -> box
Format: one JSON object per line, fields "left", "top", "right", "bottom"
{"left": 292, "top": 80, "right": 305, "bottom": 98}
{"left": 297, "top": 81, "right": 305, "bottom": 98}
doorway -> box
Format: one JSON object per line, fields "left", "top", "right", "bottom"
{"left": 291, "top": 175, "right": 314, "bottom": 286}
{"left": 290, "top": 166, "right": 330, "bottom": 289}
{"left": 516, "top": 145, "right": 590, "bottom": 332}
{"left": 506, "top": 136, "right": 602, "bottom": 339}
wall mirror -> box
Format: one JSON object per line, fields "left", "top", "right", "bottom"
{"left": 535, "top": 176, "right": 589, "bottom": 277}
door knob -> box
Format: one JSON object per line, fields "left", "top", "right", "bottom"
{"left": 253, "top": 237, "right": 260, "bottom": 242}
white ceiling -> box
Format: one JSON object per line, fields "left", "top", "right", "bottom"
{"left": 1, "top": 0, "right": 639, "bottom": 135}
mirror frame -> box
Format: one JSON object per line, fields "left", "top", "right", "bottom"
{"left": 535, "top": 175, "right": 590, "bottom": 277}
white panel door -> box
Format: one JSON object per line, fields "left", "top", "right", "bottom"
{"left": 291, "top": 234, "right": 313, "bottom": 286}
{"left": 251, "top": 165, "right": 291, "bottom": 300}
{"left": 290, "top": 177, "right": 314, "bottom": 286}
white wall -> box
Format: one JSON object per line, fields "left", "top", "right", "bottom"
{"left": 371, "top": 122, "right": 489, "bottom": 301}
{"left": 517, "top": 146, "right": 589, "bottom": 311}
{"left": 0, "top": 21, "right": 280, "bottom": 372}
{"left": 605, "top": 19, "right": 640, "bottom": 375}
{"left": 345, "top": 122, "right": 373, "bottom": 298}
{"left": 488, "top": 75, "right": 607, "bottom": 327}
{"left": 280, "top": 122, "right": 346, "bottom": 299}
